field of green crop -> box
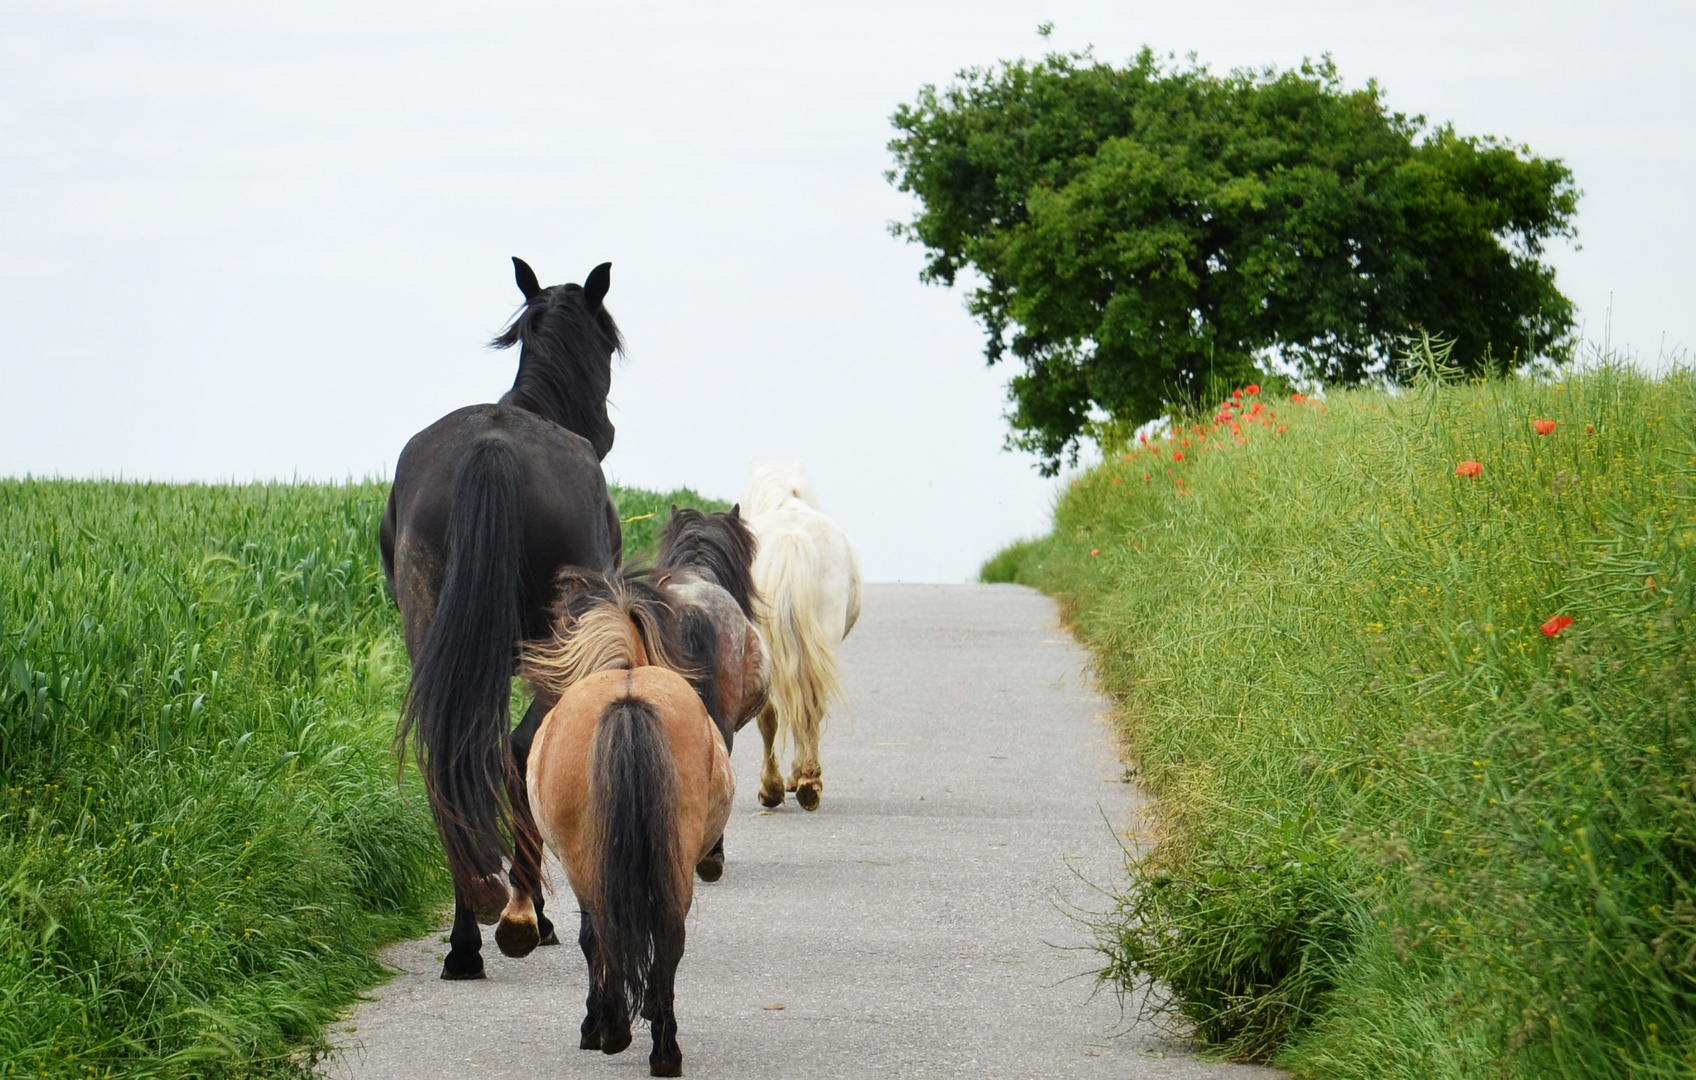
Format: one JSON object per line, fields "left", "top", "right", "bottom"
{"left": 0, "top": 477, "right": 722, "bottom": 1079}
{"left": 989, "top": 356, "right": 1695, "bottom": 1077}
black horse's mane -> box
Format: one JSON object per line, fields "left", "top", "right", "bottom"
{"left": 491, "top": 284, "right": 623, "bottom": 449}
{"left": 656, "top": 507, "right": 759, "bottom": 621}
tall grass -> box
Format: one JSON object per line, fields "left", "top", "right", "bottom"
{"left": 0, "top": 478, "right": 722, "bottom": 1078}
{"left": 992, "top": 360, "right": 1696, "bottom": 1076}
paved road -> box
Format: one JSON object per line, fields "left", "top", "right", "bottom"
{"left": 324, "top": 584, "right": 1281, "bottom": 1080}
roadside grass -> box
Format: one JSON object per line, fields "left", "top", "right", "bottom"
{"left": 0, "top": 478, "right": 720, "bottom": 1078}
{"left": 990, "top": 360, "right": 1696, "bottom": 1076}
{"left": 608, "top": 484, "right": 731, "bottom": 564}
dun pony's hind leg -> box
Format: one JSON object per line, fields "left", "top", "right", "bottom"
{"left": 508, "top": 694, "right": 559, "bottom": 948}
{"left": 647, "top": 928, "right": 685, "bottom": 1077}
{"left": 756, "top": 703, "right": 784, "bottom": 808}
{"left": 789, "top": 708, "right": 824, "bottom": 812}
{"left": 440, "top": 892, "right": 486, "bottom": 980}
{"left": 579, "top": 911, "right": 631, "bottom": 1055}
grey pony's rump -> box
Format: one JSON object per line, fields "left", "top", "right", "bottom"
{"left": 588, "top": 694, "right": 684, "bottom": 1018}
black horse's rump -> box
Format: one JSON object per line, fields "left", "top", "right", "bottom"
{"left": 657, "top": 506, "right": 760, "bottom": 620}
{"left": 589, "top": 694, "right": 686, "bottom": 1021}
{"left": 380, "top": 258, "right": 624, "bottom": 951}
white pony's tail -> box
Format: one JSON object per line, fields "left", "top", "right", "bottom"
{"left": 756, "top": 528, "right": 842, "bottom": 753}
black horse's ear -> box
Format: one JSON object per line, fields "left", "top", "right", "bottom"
{"left": 583, "top": 262, "right": 612, "bottom": 309}
{"left": 513, "top": 257, "right": 542, "bottom": 302}
{"left": 730, "top": 503, "right": 741, "bottom": 519}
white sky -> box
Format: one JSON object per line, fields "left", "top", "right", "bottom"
{"left": 2, "top": 1, "right": 1691, "bottom": 581}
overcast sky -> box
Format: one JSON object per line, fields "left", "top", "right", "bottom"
{"left": 2, "top": 1, "right": 1691, "bottom": 581}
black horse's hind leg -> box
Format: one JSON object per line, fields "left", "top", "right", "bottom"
{"left": 647, "top": 928, "right": 684, "bottom": 1077}
{"left": 441, "top": 892, "right": 485, "bottom": 980}
{"left": 510, "top": 694, "right": 559, "bottom": 947}
{"left": 579, "top": 911, "right": 632, "bottom": 1054}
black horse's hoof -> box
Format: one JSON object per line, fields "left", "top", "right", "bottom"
{"left": 440, "top": 955, "right": 485, "bottom": 981}
{"left": 600, "top": 1026, "right": 633, "bottom": 1055}
{"left": 696, "top": 853, "right": 724, "bottom": 882}
{"left": 580, "top": 1031, "right": 602, "bottom": 1050}
{"left": 650, "top": 1057, "right": 682, "bottom": 1078}
{"left": 495, "top": 917, "right": 539, "bottom": 959}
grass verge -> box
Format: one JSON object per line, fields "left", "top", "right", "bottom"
{"left": 0, "top": 479, "right": 722, "bottom": 1078}
{"left": 990, "top": 360, "right": 1696, "bottom": 1076}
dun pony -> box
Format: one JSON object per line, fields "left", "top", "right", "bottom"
{"left": 500, "top": 569, "right": 730, "bottom": 1078}
{"left": 741, "top": 461, "right": 862, "bottom": 811}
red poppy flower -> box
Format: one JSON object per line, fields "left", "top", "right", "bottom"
{"left": 1532, "top": 419, "right": 1557, "bottom": 436}
{"left": 1232, "top": 389, "right": 1243, "bottom": 400}
{"left": 1245, "top": 384, "right": 1261, "bottom": 395}
{"left": 1586, "top": 425, "right": 1595, "bottom": 435}
{"left": 1172, "top": 451, "right": 1185, "bottom": 461}
{"left": 1455, "top": 461, "right": 1483, "bottom": 478}
{"left": 1540, "top": 614, "right": 1573, "bottom": 637}
{"left": 1250, "top": 402, "right": 1264, "bottom": 417}
{"left": 1276, "top": 425, "right": 1286, "bottom": 433}
{"left": 1143, "top": 474, "right": 1151, "bottom": 483}
{"left": 1090, "top": 548, "right": 1100, "bottom": 557}
{"left": 1290, "top": 393, "right": 1307, "bottom": 404}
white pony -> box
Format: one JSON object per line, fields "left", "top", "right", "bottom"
{"left": 741, "top": 460, "right": 862, "bottom": 811}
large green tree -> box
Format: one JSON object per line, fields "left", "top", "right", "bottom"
{"left": 888, "top": 50, "right": 1579, "bottom": 472}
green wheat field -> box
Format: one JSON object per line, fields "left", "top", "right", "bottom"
{"left": 0, "top": 479, "right": 723, "bottom": 1079}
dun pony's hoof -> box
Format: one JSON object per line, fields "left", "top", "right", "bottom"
{"left": 495, "top": 916, "right": 539, "bottom": 958}
{"left": 796, "top": 778, "right": 822, "bottom": 811}
{"left": 758, "top": 785, "right": 785, "bottom": 808}
{"left": 696, "top": 852, "right": 724, "bottom": 882}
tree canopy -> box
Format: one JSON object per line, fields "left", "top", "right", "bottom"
{"left": 888, "top": 50, "right": 1579, "bottom": 471}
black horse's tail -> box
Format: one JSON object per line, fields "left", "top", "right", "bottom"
{"left": 590, "top": 694, "right": 684, "bottom": 1017}
{"left": 401, "top": 438, "right": 528, "bottom": 914}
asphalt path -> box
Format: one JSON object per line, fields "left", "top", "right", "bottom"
{"left": 323, "top": 584, "right": 1282, "bottom": 1080}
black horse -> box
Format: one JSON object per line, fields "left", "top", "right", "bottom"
{"left": 380, "top": 257, "right": 624, "bottom": 980}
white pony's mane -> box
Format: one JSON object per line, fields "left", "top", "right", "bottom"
{"left": 744, "top": 460, "right": 821, "bottom": 516}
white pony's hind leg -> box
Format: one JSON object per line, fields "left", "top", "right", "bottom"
{"left": 757, "top": 703, "right": 785, "bottom": 808}
{"left": 789, "top": 708, "right": 823, "bottom": 811}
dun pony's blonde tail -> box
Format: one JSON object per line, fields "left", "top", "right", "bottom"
{"left": 756, "top": 529, "right": 842, "bottom": 754}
